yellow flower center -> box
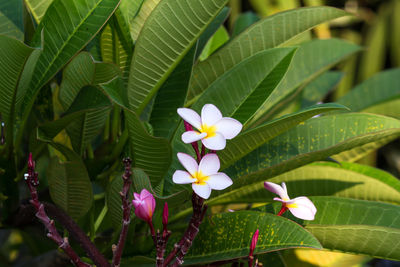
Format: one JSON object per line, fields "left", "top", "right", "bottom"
{"left": 200, "top": 123, "right": 217, "bottom": 138}
{"left": 286, "top": 203, "right": 298, "bottom": 208}
{"left": 193, "top": 171, "right": 209, "bottom": 185}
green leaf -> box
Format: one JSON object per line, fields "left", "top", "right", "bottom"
{"left": 124, "top": 109, "right": 171, "bottom": 188}
{"left": 0, "top": 36, "right": 34, "bottom": 146}
{"left": 298, "top": 197, "right": 400, "bottom": 261}
{"left": 0, "top": 0, "right": 23, "bottom": 40}
{"left": 127, "top": 0, "right": 229, "bottom": 114}
{"left": 337, "top": 68, "right": 400, "bottom": 112}
{"left": 129, "top": 0, "right": 160, "bottom": 42}
{"left": 18, "top": 0, "right": 120, "bottom": 141}
{"left": 194, "top": 47, "right": 296, "bottom": 125}
{"left": 232, "top": 12, "right": 260, "bottom": 38}
{"left": 198, "top": 26, "right": 229, "bottom": 61}
{"left": 149, "top": 45, "right": 196, "bottom": 140}
{"left": 195, "top": 7, "right": 230, "bottom": 59}
{"left": 47, "top": 155, "right": 93, "bottom": 221}
{"left": 219, "top": 103, "right": 349, "bottom": 170}
{"left": 208, "top": 161, "right": 400, "bottom": 205}
{"left": 65, "top": 86, "right": 111, "bottom": 155}
{"left": 220, "top": 113, "right": 400, "bottom": 196}
{"left": 118, "top": 0, "right": 144, "bottom": 39}
{"left": 183, "top": 210, "right": 321, "bottom": 264}
{"left": 100, "top": 18, "right": 131, "bottom": 82}
{"left": 100, "top": 78, "right": 129, "bottom": 109}
{"left": 187, "top": 6, "right": 350, "bottom": 101}
{"left": 24, "top": 0, "right": 54, "bottom": 23}
{"left": 250, "top": 39, "right": 360, "bottom": 125}
{"left": 301, "top": 71, "right": 343, "bottom": 108}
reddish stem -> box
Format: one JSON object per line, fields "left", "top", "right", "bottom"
{"left": 277, "top": 205, "right": 288, "bottom": 216}
{"left": 112, "top": 158, "right": 133, "bottom": 267}
{"left": 164, "top": 193, "right": 208, "bottom": 266}
{"left": 183, "top": 121, "right": 201, "bottom": 162}
{"left": 24, "top": 153, "right": 91, "bottom": 267}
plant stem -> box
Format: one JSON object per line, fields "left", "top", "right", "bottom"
{"left": 24, "top": 154, "right": 91, "bottom": 267}
{"left": 164, "top": 193, "right": 208, "bottom": 266}
{"left": 111, "top": 158, "right": 133, "bottom": 267}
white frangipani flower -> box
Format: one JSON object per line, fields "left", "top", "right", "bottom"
{"left": 172, "top": 152, "right": 232, "bottom": 199}
{"left": 264, "top": 181, "right": 317, "bottom": 220}
{"left": 177, "top": 104, "right": 242, "bottom": 150}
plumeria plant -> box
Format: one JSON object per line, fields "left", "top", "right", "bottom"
{"left": 1, "top": 0, "right": 400, "bottom": 266}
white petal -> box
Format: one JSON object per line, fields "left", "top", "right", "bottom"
{"left": 172, "top": 170, "right": 194, "bottom": 184}
{"left": 282, "top": 182, "right": 288, "bottom": 195}
{"left": 182, "top": 131, "right": 207, "bottom": 143}
{"left": 201, "top": 132, "right": 226, "bottom": 150}
{"left": 201, "top": 104, "right": 222, "bottom": 126}
{"left": 214, "top": 118, "right": 242, "bottom": 139}
{"left": 177, "top": 108, "right": 202, "bottom": 129}
{"left": 198, "top": 153, "right": 220, "bottom": 176}
{"left": 177, "top": 153, "right": 198, "bottom": 176}
{"left": 192, "top": 183, "right": 212, "bottom": 199}
{"left": 287, "top": 197, "right": 317, "bottom": 220}
{"left": 264, "top": 182, "right": 289, "bottom": 200}
{"left": 207, "top": 173, "right": 232, "bottom": 190}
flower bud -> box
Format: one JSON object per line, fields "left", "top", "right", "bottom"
{"left": 132, "top": 189, "right": 155, "bottom": 223}
{"left": 250, "top": 229, "right": 259, "bottom": 256}
{"left": 162, "top": 202, "right": 168, "bottom": 227}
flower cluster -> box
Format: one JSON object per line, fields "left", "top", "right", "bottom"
{"left": 174, "top": 104, "right": 242, "bottom": 199}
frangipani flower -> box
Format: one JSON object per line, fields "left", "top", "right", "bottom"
{"left": 132, "top": 189, "right": 156, "bottom": 223}
{"left": 264, "top": 182, "right": 317, "bottom": 220}
{"left": 177, "top": 104, "right": 242, "bottom": 150}
{"left": 173, "top": 153, "right": 232, "bottom": 199}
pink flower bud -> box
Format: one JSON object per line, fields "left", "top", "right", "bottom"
{"left": 28, "top": 153, "right": 34, "bottom": 170}
{"left": 132, "top": 189, "right": 155, "bottom": 223}
{"left": 249, "top": 229, "right": 259, "bottom": 256}
{"left": 162, "top": 202, "right": 168, "bottom": 226}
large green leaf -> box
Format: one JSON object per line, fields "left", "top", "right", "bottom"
{"left": 47, "top": 155, "right": 93, "bottom": 221}
{"left": 337, "top": 68, "right": 400, "bottom": 112}
{"left": 65, "top": 86, "right": 111, "bottom": 155}
{"left": 194, "top": 47, "right": 296, "bottom": 125}
{"left": 207, "top": 162, "right": 400, "bottom": 205}
{"left": 57, "top": 53, "right": 117, "bottom": 155}
{"left": 250, "top": 39, "right": 360, "bottom": 125}
{"left": 149, "top": 46, "right": 196, "bottom": 140}
{"left": 59, "top": 52, "right": 119, "bottom": 109}
{"left": 219, "top": 103, "right": 348, "bottom": 170}
{"left": 17, "top": 0, "right": 120, "bottom": 144}
{"left": 187, "top": 6, "right": 350, "bottom": 101}
{"left": 301, "top": 71, "right": 343, "bottom": 108}
{"left": 266, "top": 197, "right": 400, "bottom": 261}
{"left": 127, "top": 0, "right": 229, "bottom": 114}
{"left": 100, "top": 18, "right": 131, "bottom": 82}
{"left": 124, "top": 109, "right": 171, "bottom": 188}
{"left": 0, "top": 0, "right": 23, "bottom": 40}
{"left": 24, "top": 0, "right": 54, "bottom": 23}
{"left": 129, "top": 0, "right": 159, "bottom": 42}
{"left": 220, "top": 113, "right": 400, "bottom": 195}
{"left": 183, "top": 210, "right": 321, "bottom": 264}
{"left": 0, "top": 36, "right": 34, "bottom": 146}
{"left": 198, "top": 26, "right": 229, "bottom": 61}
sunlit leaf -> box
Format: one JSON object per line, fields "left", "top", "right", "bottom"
{"left": 188, "top": 6, "right": 350, "bottom": 101}
{"left": 183, "top": 210, "right": 321, "bottom": 264}
{"left": 127, "top": 0, "right": 229, "bottom": 115}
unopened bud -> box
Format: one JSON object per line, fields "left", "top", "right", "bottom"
{"left": 250, "top": 229, "right": 259, "bottom": 256}
{"left": 162, "top": 202, "right": 168, "bottom": 227}
{"left": 28, "top": 153, "right": 34, "bottom": 170}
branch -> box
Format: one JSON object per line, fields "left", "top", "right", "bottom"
{"left": 111, "top": 158, "right": 133, "bottom": 267}
{"left": 164, "top": 193, "right": 207, "bottom": 266}
{"left": 24, "top": 153, "right": 91, "bottom": 267}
